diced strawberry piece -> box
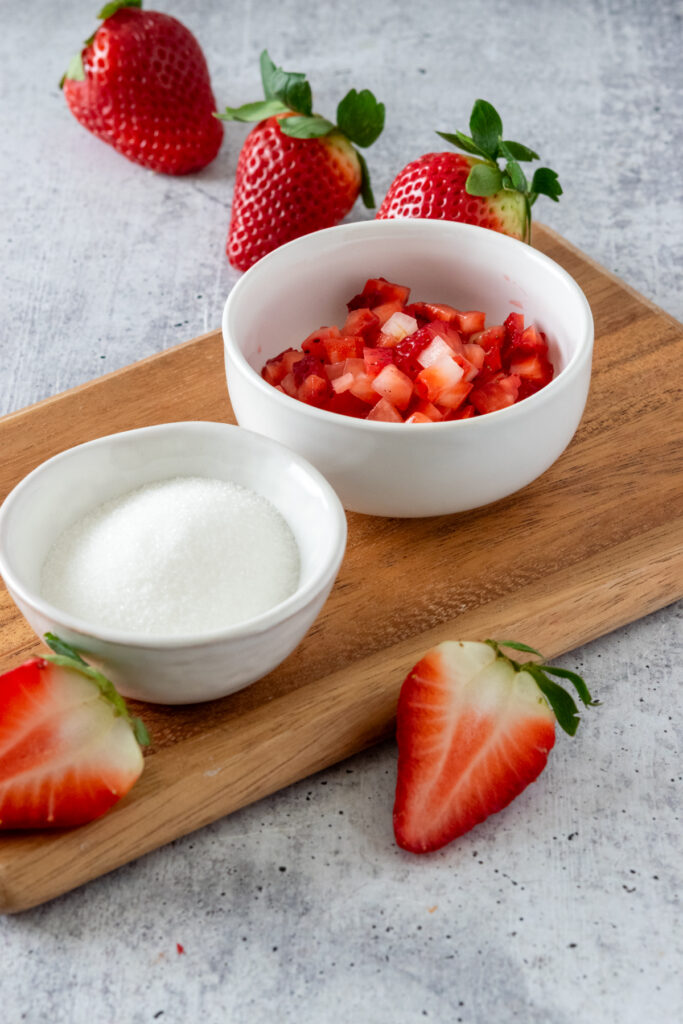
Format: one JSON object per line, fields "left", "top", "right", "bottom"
{"left": 415, "top": 356, "right": 465, "bottom": 402}
{"left": 393, "top": 641, "right": 558, "bottom": 852}
{"left": 297, "top": 374, "right": 331, "bottom": 406}
{"left": 342, "top": 308, "right": 380, "bottom": 342}
{"left": 502, "top": 312, "right": 525, "bottom": 361}
{"left": 463, "top": 343, "right": 485, "bottom": 370}
{"left": 406, "top": 301, "right": 459, "bottom": 323}
{"left": 292, "top": 353, "right": 325, "bottom": 386}
{"left": 423, "top": 320, "right": 464, "bottom": 353}
{"left": 411, "top": 398, "right": 444, "bottom": 421}
{"left": 508, "top": 352, "right": 554, "bottom": 384}
{"left": 454, "top": 310, "right": 486, "bottom": 335}
{"left": 372, "top": 363, "right": 414, "bottom": 411}
{"left": 343, "top": 357, "right": 366, "bottom": 378}
{"left": 516, "top": 324, "right": 547, "bottom": 354}
{"left": 366, "top": 397, "right": 403, "bottom": 422}
{"left": 469, "top": 374, "right": 521, "bottom": 414}
{"left": 325, "top": 392, "right": 374, "bottom": 418}
{"left": 453, "top": 352, "right": 478, "bottom": 382}
{"left": 405, "top": 412, "right": 433, "bottom": 424}
{"left": 377, "top": 312, "right": 419, "bottom": 347}
{"left": 435, "top": 379, "right": 472, "bottom": 411}
{"left": 504, "top": 312, "right": 525, "bottom": 342}
{"left": 472, "top": 324, "right": 505, "bottom": 349}
{"left": 347, "top": 277, "right": 411, "bottom": 310}
{"left": 0, "top": 646, "right": 146, "bottom": 829}
{"left": 280, "top": 372, "right": 297, "bottom": 397}
{"left": 364, "top": 346, "right": 395, "bottom": 377}
{"left": 393, "top": 325, "right": 434, "bottom": 377}
{"left": 332, "top": 371, "right": 354, "bottom": 394}
{"left": 262, "top": 347, "right": 302, "bottom": 386}
{"left": 447, "top": 403, "right": 476, "bottom": 420}
{"left": 349, "top": 373, "right": 378, "bottom": 404}
{"left": 324, "top": 361, "right": 346, "bottom": 381}
{"left": 325, "top": 335, "right": 364, "bottom": 363}
{"left": 373, "top": 300, "right": 404, "bottom": 327}
{"left": 302, "top": 325, "right": 341, "bottom": 357}
{"left": 417, "top": 336, "right": 457, "bottom": 369}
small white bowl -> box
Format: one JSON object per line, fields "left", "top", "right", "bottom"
{"left": 0, "top": 422, "right": 347, "bottom": 704}
{"left": 222, "top": 219, "right": 593, "bottom": 517}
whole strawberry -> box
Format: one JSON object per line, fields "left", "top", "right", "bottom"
{"left": 61, "top": 0, "right": 223, "bottom": 175}
{"left": 218, "top": 51, "right": 385, "bottom": 270}
{"left": 378, "top": 100, "right": 562, "bottom": 242}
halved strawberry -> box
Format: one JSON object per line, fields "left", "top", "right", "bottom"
{"left": 0, "top": 635, "right": 149, "bottom": 829}
{"left": 393, "top": 640, "right": 596, "bottom": 853}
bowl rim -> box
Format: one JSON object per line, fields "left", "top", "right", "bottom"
{"left": 222, "top": 218, "right": 594, "bottom": 432}
{"left": 0, "top": 420, "right": 348, "bottom": 650}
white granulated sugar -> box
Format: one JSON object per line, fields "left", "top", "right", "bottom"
{"left": 40, "top": 476, "right": 300, "bottom": 636}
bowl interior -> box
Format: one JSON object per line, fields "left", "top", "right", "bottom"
{"left": 0, "top": 423, "right": 344, "bottom": 632}
{"left": 226, "top": 220, "right": 590, "bottom": 380}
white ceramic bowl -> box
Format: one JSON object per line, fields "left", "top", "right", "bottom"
{"left": 222, "top": 219, "right": 593, "bottom": 517}
{"left": 0, "top": 422, "right": 347, "bottom": 704}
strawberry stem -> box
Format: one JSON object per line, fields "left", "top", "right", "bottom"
{"left": 485, "top": 638, "right": 599, "bottom": 736}
{"left": 437, "top": 99, "right": 562, "bottom": 242}
{"left": 216, "top": 50, "right": 384, "bottom": 207}
{"left": 43, "top": 633, "right": 150, "bottom": 746}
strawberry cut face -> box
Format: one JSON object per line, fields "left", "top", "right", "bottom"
{"left": 393, "top": 642, "right": 556, "bottom": 853}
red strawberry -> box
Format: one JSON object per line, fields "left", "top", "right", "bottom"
{"left": 378, "top": 99, "right": 562, "bottom": 242}
{"left": 61, "top": 0, "right": 223, "bottom": 175}
{"left": 0, "top": 635, "right": 149, "bottom": 829}
{"left": 218, "top": 52, "right": 385, "bottom": 270}
{"left": 394, "top": 640, "right": 596, "bottom": 853}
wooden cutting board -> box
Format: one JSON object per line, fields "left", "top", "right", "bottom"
{"left": 1, "top": 225, "right": 681, "bottom": 913}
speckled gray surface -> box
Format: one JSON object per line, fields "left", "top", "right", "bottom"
{"left": 1, "top": 0, "right": 682, "bottom": 1021}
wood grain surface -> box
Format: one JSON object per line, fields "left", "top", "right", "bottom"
{"left": 0, "top": 224, "right": 681, "bottom": 913}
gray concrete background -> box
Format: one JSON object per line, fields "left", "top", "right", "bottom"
{"left": 1, "top": 1, "right": 682, "bottom": 1021}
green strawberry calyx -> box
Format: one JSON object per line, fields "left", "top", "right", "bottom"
{"left": 60, "top": 0, "right": 142, "bottom": 88}
{"left": 485, "top": 639, "right": 599, "bottom": 736}
{"left": 43, "top": 633, "right": 150, "bottom": 747}
{"left": 437, "top": 100, "right": 563, "bottom": 243}
{"left": 216, "top": 50, "right": 385, "bottom": 208}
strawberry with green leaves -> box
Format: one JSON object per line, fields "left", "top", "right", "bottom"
{"left": 393, "top": 639, "right": 597, "bottom": 853}
{"left": 0, "top": 635, "right": 149, "bottom": 829}
{"left": 218, "top": 51, "right": 385, "bottom": 270}
{"left": 61, "top": 0, "right": 223, "bottom": 175}
{"left": 378, "top": 100, "right": 562, "bottom": 243}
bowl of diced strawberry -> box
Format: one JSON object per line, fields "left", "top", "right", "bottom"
{"left": 260, "top": 278, "right": 554, "bottom": 423}
{"left": 222, "top": 219, "right": 593, "bottom": 517}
